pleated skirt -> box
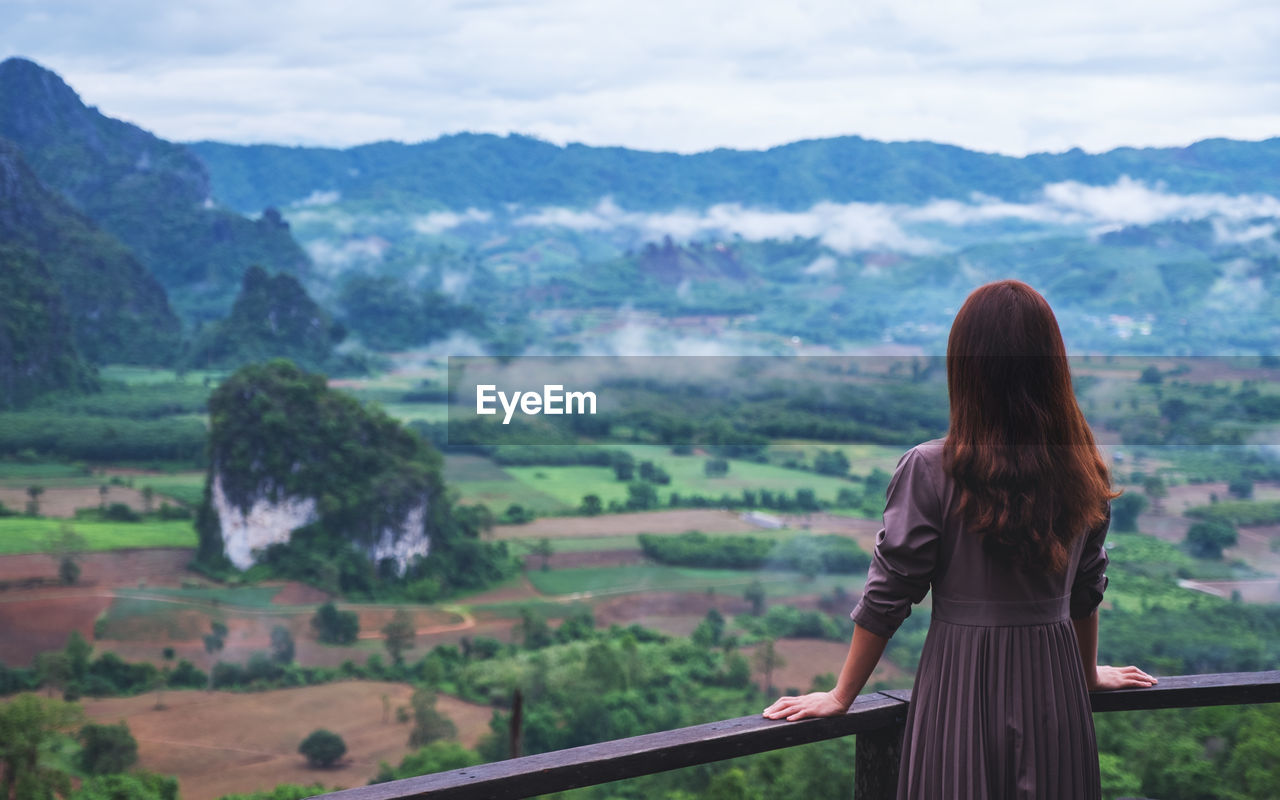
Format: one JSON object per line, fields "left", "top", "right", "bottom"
{"left": 896, "top": 618, "right": 1101, "bottom": 800}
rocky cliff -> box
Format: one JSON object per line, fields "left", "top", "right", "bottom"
{"left": 196, "top": 361, "right": 440, "bottom": 576}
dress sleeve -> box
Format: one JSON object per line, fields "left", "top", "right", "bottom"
{"left": 850, "top": 447, "right": 942, "bottom": 639}
{"left": 1069, "top": 503, "right": 1110, "bottom": 620}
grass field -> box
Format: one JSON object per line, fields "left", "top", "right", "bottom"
{"left": 526, "top": 564, "right": 861, "bottom": 598}
{"left": 95, "top": 595, "right": 215, "bottom": 640}
{"left": 132, "top": 472, "right": 206, "bottom": 506}
{"left": 0, "top": 517, "right": 197, "bottom": 554}
{"left": 379, "top": 401, "right": 448, "bottom": 423}
{"left": 503, "top": 455, "right": 861, "bottom": 510}
{"left": 764, "top": 441, "right": 903, "bottom": 476}
{"left": 0, "top": 461, "right": 92, "bottom": 480}
{"left": 98, "top": 365, "right": 228, "bottom": 385}
{"left": 507, "top": 535, "right": 641, "bottom": 554}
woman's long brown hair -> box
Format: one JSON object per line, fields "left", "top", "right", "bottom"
{"left": 943, "top": 280, "right": 1117, "bottom": 573}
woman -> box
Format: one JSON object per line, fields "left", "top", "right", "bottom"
{"left": 763, "top": 280, "right": 1156, "bottom": 799}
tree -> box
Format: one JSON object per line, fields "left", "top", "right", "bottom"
{"left": 33, "top": 652, "right": 71, "bottom": 698}
{"left": 382, "top": 609, "right": 416, "bottom": 665}
{"left": 1110, "top": 492, "right": 1147, "bottom": 532}
{"left": 814, "top": 449, "right": 850, "bottom": 477}
{"left": 26, "top": 484, "right": 44, "bottom": 515}
{"left": 1139, "top": 365, "right": 1163, "bottom": 384}
{"left": 1186, "top": 518, "right": 1238, "bottom": 560}
{"left": 1228, "top": 478, "right": 1255, "bottom": 500}
{"left": 68, "top": 772, "right": 179, "bottom": 799}
{"left": 270, "top": 625, "right": 296, "bottom": 665}
{"left": 58, "top": 557, "right": 80, "bottom": 586}
{"left": 753, "top": 638, "right": 786, "bottom": 694}
{"left": 298, "top": 729, "right": 346, "bottom": 768}
{"left": 612, "top": 452, "right": 635, "bottom": 481}
{"left": 156, "top": 647, "right": 175, "bottom": 709}
{"left": 626, "top": 481, "right": 658, "bottom": 510}
{"left": 744, "top": 580, "right": 767, "bottom": 616}
{"left": 203, "top": 621, "right": 227, "bottom": 690}
{"left": 0, "top": 693, "right": 84, "bottom": 799}
{"left": 407, "top": 689, "right": 457, "bottom": 748}
{"left": 311, "top": 602, "right": 359, "bottom": 645}
{"left": 864, "top": 467, "right": 892, "bottom": 502}
{"left": 531, "top": 538, "right": 554, "bottom": 572}
{"left": 1142, "top": 475, "right": 1167, "bottom": 513}
{"left": 65, "top": 632, "right": 92, "bottom": 683}
{"left": 579, "top": 494, "right": 603, "bottom": 516}
{"left": 77, "top": 721, "right": 138, "bottom": 775}
{"left": 517, "top": 607, "right": 553, "bottom": 650}
{"left": 691, "top": 608, "right": 726, "bottom": 648}
{"left": 704, "top": 458, "right": 729, "bottom": 477}
{"left": 45, "top": 524, "right": 86, "bottom": 587}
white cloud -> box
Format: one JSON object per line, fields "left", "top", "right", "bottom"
{"left": 304, "top": 237, "right": 388, "bottom": 273}
{"left": 2, "top": 0, "right": 1278, "bottom": 154}
{"left": 803, "top": 255, "right": 837, "bottom": 275}
{"left": 515, "top": 198, "right": 938, "bottom": 254}
{"left": 1040, "top": 177, "right": 1280, "bottom": 226}
{"left": 908, "top": 178, "right": 1280, "bottom": 230}
{"left": 508, "top": 179, "right": 1280, "bottom": 254}
{"left": 1212, "top": 219, "right": 1278, "bottom": 244}
{"left": 292, "top": 189, "right": 340, "bottom": 207}
{"left": 411, "top": 208, "right": 492, "bottom": 235}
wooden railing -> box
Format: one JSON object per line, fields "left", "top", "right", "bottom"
{"left": 313, "top": 671, "right": 1280, "bottom": 800}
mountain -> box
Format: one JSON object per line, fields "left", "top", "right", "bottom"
{"left": 186, "top": 265, "right": 347, "bottom": 372}
{"left": 0, "top": 137, "right": 181, "bottom": 364}
{"left": 0, "top": 244, "right": 97, "bottom": 409}
{"left": 189, "top": 133, "right": 1280, "bottom": 214}
{"left": 0, "top": 57, "right": 310, "bottom": 322}
{"left": 196, "top": 360, "right": 514, "bottom": 595}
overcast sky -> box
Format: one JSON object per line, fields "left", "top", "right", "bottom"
{"left": 2, "top": 0, "right": 1278, "bottom": 155}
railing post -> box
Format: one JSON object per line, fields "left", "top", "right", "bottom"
{"left": 853, "top": 714, "right": 905, "bottom": 800}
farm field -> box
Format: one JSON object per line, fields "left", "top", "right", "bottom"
{"left": 503, "top": 453, "right": 861, "bottom": 508}
{"left": 764, "top": 441, "right": 903, "bottom": 475}
{"left": 0, "top": 517, "right": 197, "bottom": 554}
{"left": 81, "top": 683, "right": 492, "bottom": 800}
{"left": 490, "top": 508, "right": 761, "bottom": 539}
{"left": 525, "top": 564, "right": 864, "bottom": 599}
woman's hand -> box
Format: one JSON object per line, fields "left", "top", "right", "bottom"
{"left": 762, "top": 691, "right": 850, "bottom": 721}
{"left": 1088, "top": 665, "right": 1158, "bottom": 691}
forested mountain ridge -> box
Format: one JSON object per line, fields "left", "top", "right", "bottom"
{"left": 189, "top": 132, "right": 1280, "bottom": 214}
{"left": 0, "top": 57, "right": 311, "bottom": 322}
{"left": 0, "top": 137, "right": 181, "bottom": 365}
{"left": 0, "top": 244, "right": 96, "bottom": 409}
{"left": 186, "top": 265, "right": 349, "bottom": 372}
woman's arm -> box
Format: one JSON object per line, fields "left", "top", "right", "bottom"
{"left": 763, "top": 626, "right": 889, "bottom": 720}
{"left": 1071, "top": 609, "right": 1158, "bottom": 691}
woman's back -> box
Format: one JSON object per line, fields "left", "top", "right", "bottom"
{"left": 764, "top": 280, "right": 1155, "bottom": 799}
{"left": 853, "top": 438, "right": 1108, "bottom": 799}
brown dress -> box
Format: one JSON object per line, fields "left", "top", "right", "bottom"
{"left": 851, "top": 440, "right": 1108, "bottom": 800}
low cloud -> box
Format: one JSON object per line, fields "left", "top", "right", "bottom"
{"left": 910, "top": 177, "right": 1280, "bottom": 230}
{"left": 512, "top": 178, "right": 1280, "bottom": 255}
{"left": 803, "top": 255, "right": 838, "bottom": 275}
{"left": 292, "top": 189, "right": 341, "bottom": 207}
{"left": 515, "top": 197, "right": 937, "bottom": 254}
{"left": 411, "top": 208, "right": 492, "bottom": 235}
{"left": 305, "top": 236, "right": 389, "bottom": 274}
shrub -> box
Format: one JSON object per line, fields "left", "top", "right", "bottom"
{"left": 78, "top": 721, "right": 138, "bottom": 775}
{"left": 299, "top": 728, "right": 347, "bottom": 768}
